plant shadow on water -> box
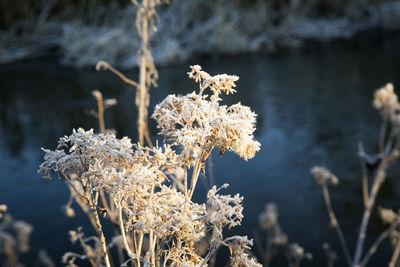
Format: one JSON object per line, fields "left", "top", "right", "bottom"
{"left": 1, "top": 36, "right": 400, "bottom": 266}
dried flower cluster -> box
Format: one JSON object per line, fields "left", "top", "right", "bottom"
{"left": 153, "top": 65, "right": 260, "bottom": 164}
{"left": 310, "top": 166, "right": 339, "bottom": 186}
{"left": 39, "top": 66, "right": 261, "bottom": 267}
{"left": 373, "top": 83, "right": 400, "bottom": 123}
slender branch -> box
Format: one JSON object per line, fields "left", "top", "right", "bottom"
{"left": 96, "top": 61, "right": 138, "bottom": 88}
{"left": 353, "top": 162, "right": 387, "bottom": 266}
{"left": 359, "top": 218, "right": 399, "bottom": 267}
{"left": 137, "top": 232, "right": 144, "bottom": 267}
{"left": 93, "top": 91, "right": 106, "bottom": 134}
{"left": 63, "top": 176, "right": 90, "bottom": 203}
{"left": 184, "top": 165, "right": 188, "bottom": 198}
{"left": 99, "top": 189, "right": 112, "bottom": 219}
{"left": 90, "top": 203, "right": 112, "bottom": 267}
{"left": 118, "top": 204, "right": 134, "bottom": 256}
{"left": 321, "top": 184, "right": 352, "bottom": 267}
{"left": 188, "top": 155, "right": 203, "bottom": 199}
{"left": 379, "top": 120, "right": 387, "bottom": 153}
{"left": 361, "top": 161, "right": 369, "bottom": 208}
{"left": 389, "top": 241, "right": 400, "bottom": 267}
{"left": 358, "top": 143, "right": 369, "bottom": 207}
{"left": 188, "top": 145, "right": 215, "bottom": 199}
{"left": 207, "top": 153, "right": 215, "bottom": 188}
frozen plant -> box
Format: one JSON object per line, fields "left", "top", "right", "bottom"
{"left": 312, "top": 83, "right": 400, "bottom": 267}
{"left": 153, "top": 65, "right": 260, "bottom": 198}
{"left": 39, "top": 66, "right": 261, "bottom": 267}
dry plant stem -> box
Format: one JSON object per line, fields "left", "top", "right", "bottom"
{"left": 189, "top": 145, "right": 214, "bottom": 199}
{"left": 184, "top": 166, "right": 188, "bottom": 198}
{"left": 321, "top": 184, "right": 352, "bottom": 267}
{"left": 361, "top": 160, "right": 369, "bottom": 208}
{"left": 353, "top": 162, "right": 387, "bottom": 266}
{"left": 96, "top": 61, "right": 139, "bottom": 88}
{"left": 188, "top": 156, "right": 203, "bottom": 199}
{"left": 99, "top": 190, "right": 111, "bottom": 215}
{"left": 148, "top": 230, "right": 157, "bottom": 266}
{"left": 90, "top": 203, "right": 112, "bottom": 267}
{"left": 379, "top": 120, "right": 387, "bottom": 153}
{"left": 137, "top": 0, "right": 150, "bottom": 146}
{"left": 136, "top": 232, "right": 144, "bottom": 267}
{"left": 389, "top": 241, "right": 400, "bottom": 267}
{"left": 200, "top": 242, "right": 221, "bottom": 267}
{"left": 358, "top": 143, "right": 369, "bottom": 207}
{"left": 358, "top": 220, "right": 398, "bottom": 267}
{"left": 144, "top": 127, "right": 153, "bottom": 147}
{"left": 65, "top": 173, "right": 111, "bottom": 267}
{"left": 95, "top": 92, "right": 106, "bottom": 134}
{"left": 119, "top": 204, "right": 134, "bottom": 257}
{"left": 96, "top": 59, "right": 153, "bottom": 147}
{"left": 207, "top": 153, "right": 215, "bottom": 188}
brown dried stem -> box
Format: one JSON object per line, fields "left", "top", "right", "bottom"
{"left": 353, "top": 151, "right": 395, "bottom": 266}
{"left": 358, "top": 143, "right": 369, "bottom": 207}
{"left": 321, "top": 183, "right": 352, "bottom": 266}
{"left": 359, "top": 217, "right": 400, "bottom": 267}
{"left": 96, "top": 61, "right": 138, "bottom": 88}
{"left": 389, "top": 240, "right": 400, "bottom": 267}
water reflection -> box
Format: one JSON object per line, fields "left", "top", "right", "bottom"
{"left": 1, "top": 37, "right": 400, "bottom": 266}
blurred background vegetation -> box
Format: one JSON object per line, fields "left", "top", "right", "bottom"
{"left": 1, "top": 0, "right": 400, "bottom": 67}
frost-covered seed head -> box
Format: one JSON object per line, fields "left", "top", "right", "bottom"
{"left": 378, "top": 206, "right": 398, "bottom": 224}
{"left": 373, "top": 83, "right": 400, "bottom": 122}
{"left": 311, "top": 166, "right": 339, "bottom": 186}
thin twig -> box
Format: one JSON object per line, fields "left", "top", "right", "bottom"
{"left": 358, "top": 143, "right": 369, "bottom": 207}
{"left": 359, "top": 218, "right": 399, "bottom": 267}
{"left": 353, "top": 161, "right": 387, "bottom": 266}
{"left": 118, "top": 204, "right": 134, "bottom": 256}
{"left": 389, "top": 241, "right": 400, "bottom": 267}
{"left": 379, "top": 120, "right": 387, "bottom": 153}
{"left": 321, "top": 184, "right": 352, "bottom": 267}
{"left": 96, "top": 61, "right": 138, "bottom": 88}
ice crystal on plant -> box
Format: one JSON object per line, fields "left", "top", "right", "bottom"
{"left": 226, "top": 236, "right": 262, "bottom": 267}
{"left": 153, "top": 65, "right": 260, "bottom": 164}
{"left": 206, "top": 184, "right": 243, "bottom": 230}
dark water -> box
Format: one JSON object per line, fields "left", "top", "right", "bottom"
{"left": 1, "top": 36, "right": 400, "bottom": 266}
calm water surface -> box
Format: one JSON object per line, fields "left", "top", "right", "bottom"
{"left": 1, "top": 36, "right": 400, "bottom": 266}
